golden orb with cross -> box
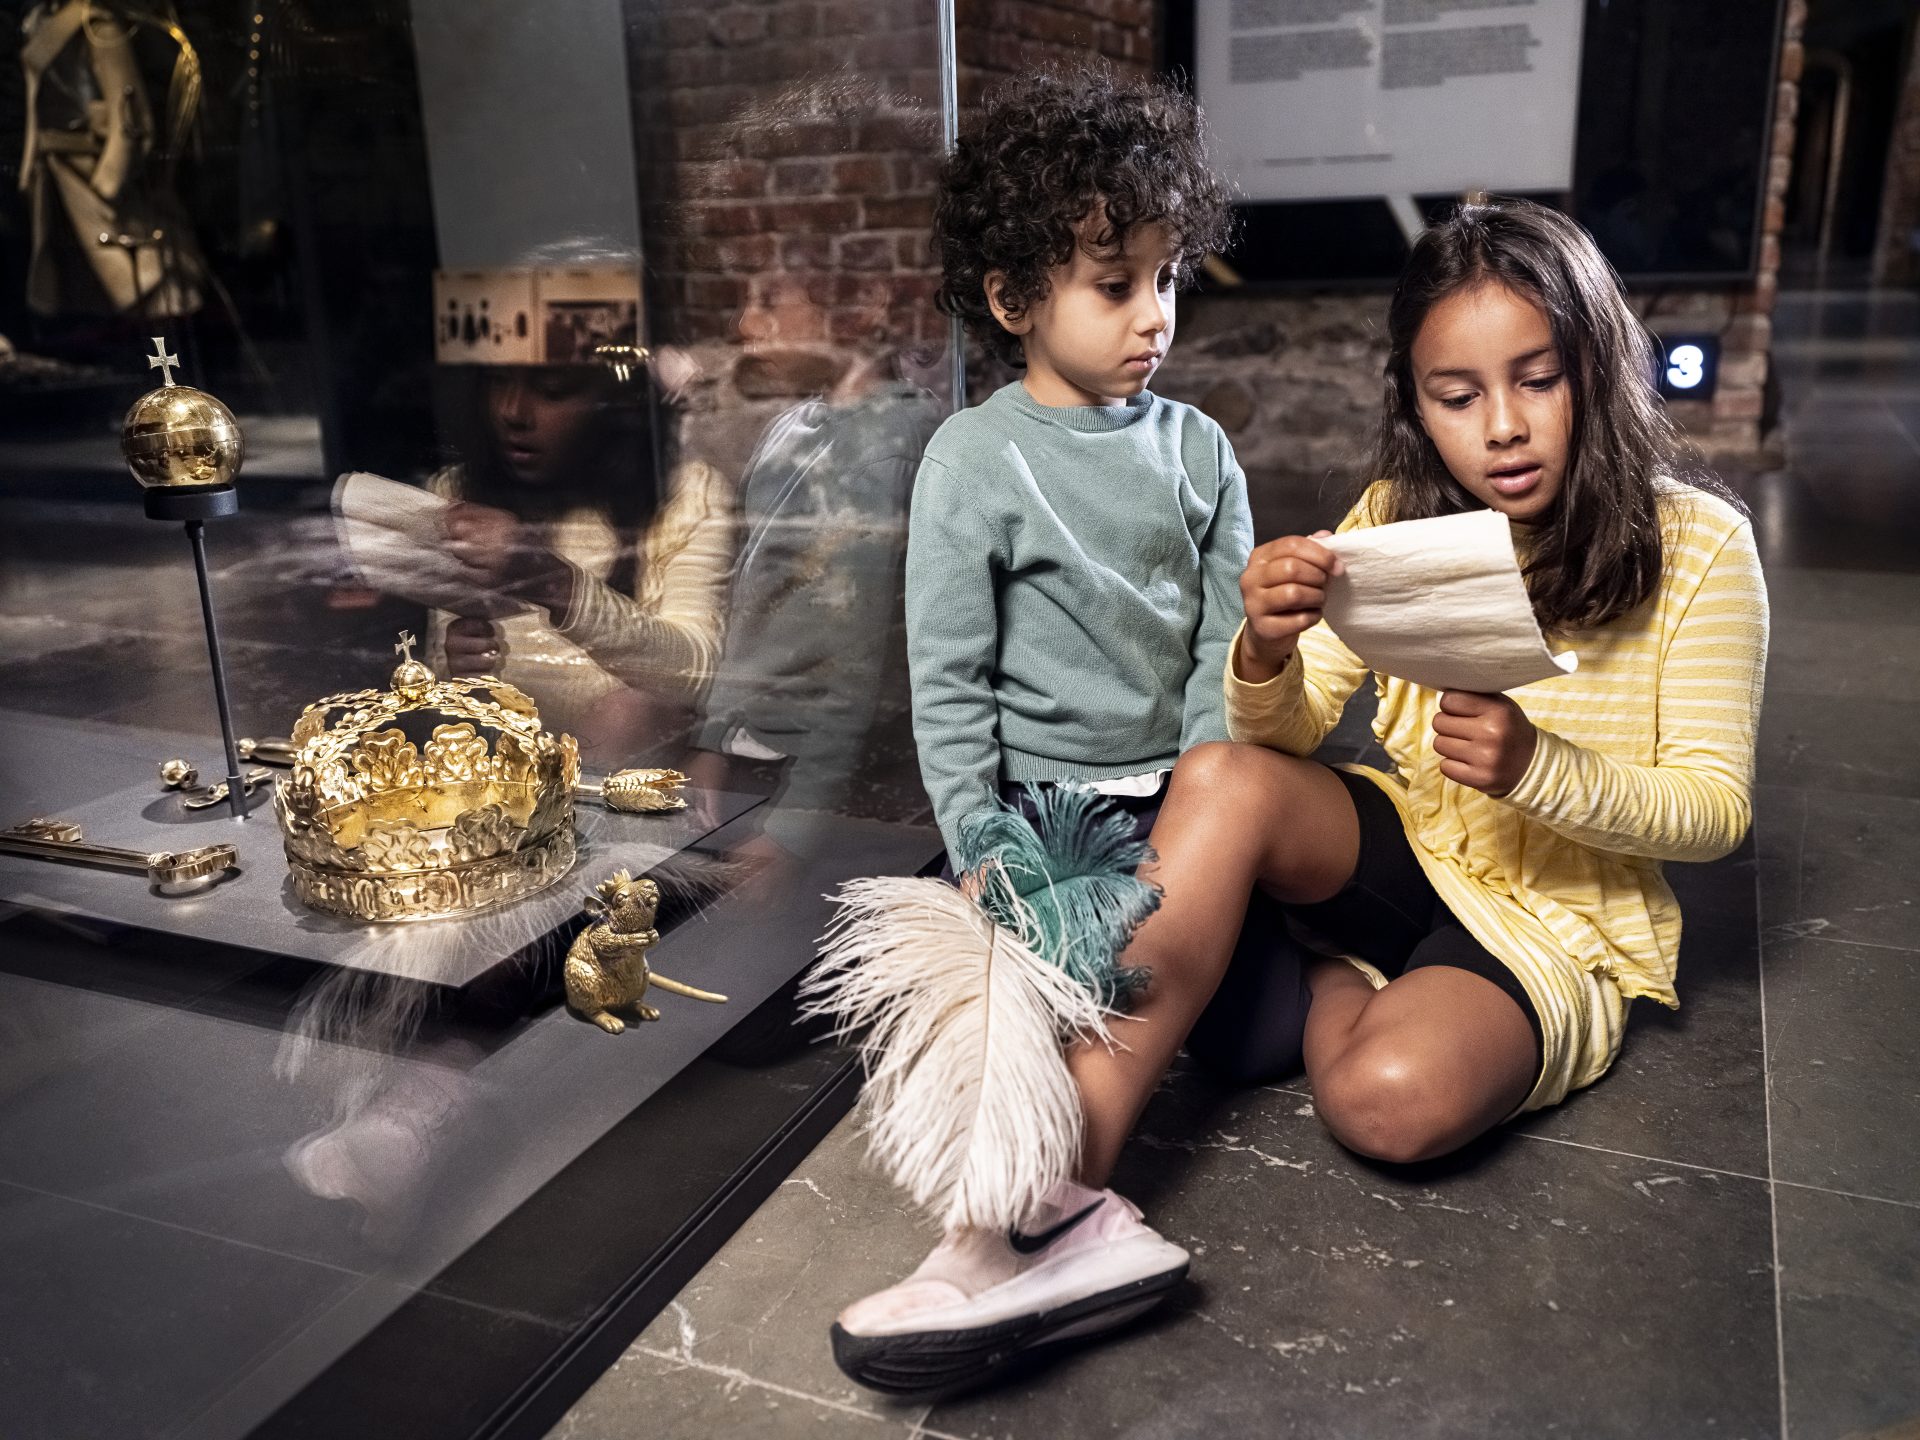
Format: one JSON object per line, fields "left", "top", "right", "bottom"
{"left": 121, "top": 336, "right": 245, "bottom": 492}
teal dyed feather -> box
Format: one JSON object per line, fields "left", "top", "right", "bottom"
{"left": 953, "top": 786, "right": 1159, "bottom": 1009}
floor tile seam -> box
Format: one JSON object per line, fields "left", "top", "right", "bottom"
{"left": 0, "top": 1174, "right": 373, "bottom": 1281}
{"left": 1758, "top": 779, "right": 1920, "bottom": 814}
{"left": 908, "top": 1407, "right": 971, "bottom": 1440}
{"left": 1769, "top": 1176, "right": 1920, "bottom": 1213}
{"left": 1759, "top": 930, "right": 1920, "bottom": 958}
{"left": 631, "top": 1345, "right": 956, "bottom": 1435}
{"left": 1513, "top": 1126, "right": 1920, "bottom": 1215}
{"left": 1505, "top": 1133, "right": 1772, "bottom": 1187}
{"left": 1255, "top": 1085, "right": 1866, "bottom": 1206}
{"left": 1756, "top": 836, "right": 1791, "bottom": 1440}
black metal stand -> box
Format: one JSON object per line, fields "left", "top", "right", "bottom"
{"left": 147, "top": 485, "right": 248, "bottom": 819}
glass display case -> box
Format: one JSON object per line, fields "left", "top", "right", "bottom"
{"left": 0, "top": 4, "right": 956, "bottom": 1436}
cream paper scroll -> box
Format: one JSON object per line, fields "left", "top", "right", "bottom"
{"left": 1320, "top": 509, "right": 1576, "bottom": 694}
{"left": 332, "top": 471, "right": 528, "bottom": 620}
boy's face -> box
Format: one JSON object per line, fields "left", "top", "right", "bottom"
{"left": 990, "top": 218, "right": 1179, "bottom": 407}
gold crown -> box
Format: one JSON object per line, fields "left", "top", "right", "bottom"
{"left": 273, "top": 633, "right": 580, "bottom": 922}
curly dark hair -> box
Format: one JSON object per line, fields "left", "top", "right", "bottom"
{"left": 933, "top": 67, "right": 1236, "bottom": 367}
{"left": 1370, "top": 197, "right": 1734, "bottom": 633}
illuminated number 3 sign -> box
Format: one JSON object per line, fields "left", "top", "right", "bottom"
{"left": 1666, "top": 345, "right": 1706, "bottom": 389}
{"left": 1656, "top": 335, "right": 1719, "bottom": 400}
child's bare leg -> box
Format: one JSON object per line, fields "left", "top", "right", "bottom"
{"left": 1068, "top": 742, "right": 1362, "bottom": 1187}
{"left": 1302, "top": 962, "right": 1536, "bottom": 1164}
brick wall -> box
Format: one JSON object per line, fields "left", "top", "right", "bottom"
{"left": 625, "top": 0, "right": 1158, "bottom": 475}
{"left": 630, "top": 0, "right": 1802, "bottom": 479}
{"left": 626, "top": 2, "right": 945, "bottom": 473}
{"left": 955, "top": 0, "right": 1153, "bottom": 97}
{"left": 1872, "top": 17, "right": 1920, "bottom": 286}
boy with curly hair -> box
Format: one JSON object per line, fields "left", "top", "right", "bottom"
{"left": 830, "top": 67, "right": 1249, "bottom": 1391}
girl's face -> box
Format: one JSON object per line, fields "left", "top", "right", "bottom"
{"left": 1410, "top": 280, "right": 1571, "bottom": 524}
{"left": 486, "top": 368, "right": 601, "bottom": 486}
{"left": 989, "top": 218, "right": 1178, "bottom": 408}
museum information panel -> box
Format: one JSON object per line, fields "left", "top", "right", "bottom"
{"left": 1199, "top": 0, "right": 1586, "bottom": 202}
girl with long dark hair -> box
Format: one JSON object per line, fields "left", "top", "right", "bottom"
{"left": 1053, "top": 197, "right": 1769, "bottom": 1197}
{"left": 424, "top": 357, "right": 733, "bottom": 761}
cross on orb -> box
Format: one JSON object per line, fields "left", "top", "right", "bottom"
{"left": 146, "top": 337, "right": 180, "bottom": 386}
{"left": 395, "top": 630, "right": 418, "bottom": 664}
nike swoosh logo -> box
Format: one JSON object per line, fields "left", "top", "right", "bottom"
{"left": 1007, "top": 1199, "right": 1103, "bottom": 1256}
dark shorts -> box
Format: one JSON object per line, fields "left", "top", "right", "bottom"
{"left": 1302, "top": 771, "right": 1540, "bottom": 1040}
{"left": 954, "top": 768, "right": 1544, "bottom": 1086}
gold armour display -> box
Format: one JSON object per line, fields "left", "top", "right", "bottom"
{"left": 273, "top": 633, "right": 581, "bottom": 922}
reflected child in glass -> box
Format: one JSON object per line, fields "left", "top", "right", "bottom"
{"left": 830, "top": 67, "right": 1250, "bottom": 1381}
{"left": 691, "top": 86, "right": 947, "bottom": 833}
{"left": 426, "top": 346, "right": 734, "bottom": 763}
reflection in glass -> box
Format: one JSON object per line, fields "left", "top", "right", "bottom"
{"left": 0, "top": 4, "right": 956, "bottom": 1436}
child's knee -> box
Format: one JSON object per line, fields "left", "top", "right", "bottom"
{"left": 1169, "top": 740, "right": 1277, "bottom": 808}
{"left": 1312, "top": 1044, "right": 1456, "bottom": 1165}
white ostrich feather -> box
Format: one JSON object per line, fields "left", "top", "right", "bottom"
{"left": 800, "top": 872, "right": 1113, "bottom": 1231}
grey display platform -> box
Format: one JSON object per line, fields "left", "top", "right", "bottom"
{"left": 0, "top": 706, "right": 943, "bottom": 1440}
{"left": 0, "top": 754, "right": 764, "bottom": 986}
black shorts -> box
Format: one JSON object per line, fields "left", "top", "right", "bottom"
{"left": 1286, "top": 769, "right": 1543, "bottom": 1057}
{"left": 946, "top": 769, "right": 1544, "bottom": 1083}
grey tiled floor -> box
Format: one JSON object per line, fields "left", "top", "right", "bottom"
{"left": 555, "top": 288, "right": 1920, "bottom": 1440}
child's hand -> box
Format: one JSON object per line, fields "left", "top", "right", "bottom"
{"left": 1236, "top": 531, "right": 1344, "bottom": 683}
{"left": 444, "top": 617, "right": 506, "bottom": 676}
{"left": 444, "top": 502, "right": 573, "bottom": 612}
{"left": 1431, "top": 691, "right": 1539, "bottom": 796}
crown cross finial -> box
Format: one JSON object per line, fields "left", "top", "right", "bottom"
{"left": 145, "top": 337, "right": 180, "bottom": 386}
{"left": 394, "top": 630, "right": 418, "bottom": 664}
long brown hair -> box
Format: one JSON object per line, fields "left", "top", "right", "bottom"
{"left": 1370, "top": 198, "right": 1721, "bottom": 632}
{"left": 434, "top": 363, "right": 671, "bottom": 599}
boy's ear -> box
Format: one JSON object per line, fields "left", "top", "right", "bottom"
{"left": 983, "top": 272, "right": 1031, "bottom": 336}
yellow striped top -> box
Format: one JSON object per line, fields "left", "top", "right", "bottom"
{"left": 1224, "top": 481, "right": 1769, "bottom": 1110}
{"left": 425, "top": 459, "right": 736, "bottom": 738}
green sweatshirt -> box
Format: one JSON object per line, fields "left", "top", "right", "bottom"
{"left": 905, "top": 381, "right": 1254, "bottom": 855}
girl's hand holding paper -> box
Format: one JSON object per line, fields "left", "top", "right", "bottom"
{"left": 1319, "top": 509, "right": 1579, "bottom": 694}
{"left": 1236, "top": 530, "right": 1345, "bottom": 684}
{"left": 1430, "top": 689, "right": 1538, "bottom": 796}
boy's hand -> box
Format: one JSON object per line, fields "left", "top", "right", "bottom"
{"left": 1236, "top": 531, "right": 1344, "bottom": 684}
{"left": 1431, "top": 690, "right": 1538, "bottom": 796}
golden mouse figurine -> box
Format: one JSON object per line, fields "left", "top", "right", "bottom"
{"left": 564, "top": 869, "right": 728, "bottom": 1033}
